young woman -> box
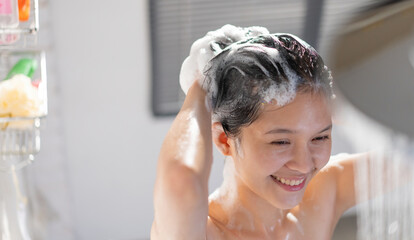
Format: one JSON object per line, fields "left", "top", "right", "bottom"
{"left": 151, "top": 26, "right": 366, "bottom": 240}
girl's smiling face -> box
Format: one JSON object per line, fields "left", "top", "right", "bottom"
{"left": 229, "top": 92, "right": 333, "bottom": 209}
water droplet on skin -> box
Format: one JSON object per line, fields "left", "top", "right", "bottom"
{"left": 287, "top": 213, "right": 305, "bottom": 236}
{"left": 286, "top": 213, "right": 298, "bottom": 223}
{"left": 284, "top": 232, "right": 291, "bottom": 240}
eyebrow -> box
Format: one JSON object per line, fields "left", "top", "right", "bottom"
{"left": 265, "top": 124, "right": 332, "bottom": 135}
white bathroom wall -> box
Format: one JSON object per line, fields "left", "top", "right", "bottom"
{"left": 45, "top": 0, "right": 224, "bottom": 239}
{"left": 49, "top": 0, "right": 169, "bottom": 239}
{"left": 36, "top": 0, "right": 354, "bottom": 239}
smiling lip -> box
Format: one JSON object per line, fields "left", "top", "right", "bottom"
{"left": 271, "top": 175, "right": 307, "bottom": 192}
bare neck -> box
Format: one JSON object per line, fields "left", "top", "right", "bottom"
{"left": 208, "top": 159, "right": 292, "bottom": 237}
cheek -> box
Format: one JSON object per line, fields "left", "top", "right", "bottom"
{"left": 313, "top": 144, "right": 332, "bottom": 168}
{"left": 251, "top": 147, "right": 289, "bottom": 174}
{"left": 237, "top": 143, "right": 280, "bottom": 175}
{"left": 266, "top": 150, "right": 291, "bottom": 169}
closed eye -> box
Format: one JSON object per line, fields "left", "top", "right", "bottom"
{"left": 312, "top": 136, "right": 330, "bottom": 142}
{"left": 271, "top": 140, "right": 290, "bottom": 145}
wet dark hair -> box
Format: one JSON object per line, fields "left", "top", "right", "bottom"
{"left": 203, "top": 34, "right": 333, "bottom": 138}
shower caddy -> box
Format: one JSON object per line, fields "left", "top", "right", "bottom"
{"left": 0, "top": 0, "right": 47, "bottom": 239}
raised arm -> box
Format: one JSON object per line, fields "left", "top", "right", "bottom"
{"left": 151, "top": 82, "right": 213, "bottom": 240}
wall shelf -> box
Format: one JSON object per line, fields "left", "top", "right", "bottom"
{"left": 0, "top": 0, "right": 47, "bottom": 239}
{"left": 0, "top": 0, "right": 40, "bottom": 48}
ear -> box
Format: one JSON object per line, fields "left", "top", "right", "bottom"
{"left": 212, "top": 122, "right": 232, "bottom": 156}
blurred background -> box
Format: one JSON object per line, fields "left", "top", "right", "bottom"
{"left": 11, "top": 0, "right": 410, "bottom": 239}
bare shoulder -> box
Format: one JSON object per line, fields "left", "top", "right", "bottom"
{"left": 206, "top": 196, "right": 236, "bottom": 240}
{"left": 318, "top": 152, "right": 369, "bottom": 216}
{"left": 328, "top": 152, "right": 368, "bottom": 167}
{"left": 316, "top": 152, "right": 368, "bottom": 181}
{"left": 297, "top": 153, "right": 368, "bottom": 236}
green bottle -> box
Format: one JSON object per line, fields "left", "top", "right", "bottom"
{"left": 4, "top": 58, "right": 38, "bottom": 80}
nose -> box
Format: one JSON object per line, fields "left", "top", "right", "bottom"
{"left": 285, "top": 144, "right": 315, "bottom": 174}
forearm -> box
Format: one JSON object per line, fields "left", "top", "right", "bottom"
{"left": 157, "top": 82, "right": 213, "bottom": 186}
{"left": 153, "top": 83, "right": 212, "bottom": 239}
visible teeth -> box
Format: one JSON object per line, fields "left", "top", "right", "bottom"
{"left": 273, "top": 176, "right": 305, "bottom": 186}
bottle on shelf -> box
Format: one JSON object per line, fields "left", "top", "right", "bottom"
{"left": 0, "top": 0, "right": 20, "bottom": 45}
{"left": 0, "top": 0, "right": 19, "bottom": 28}
{"left": 18, "top": 0, "right": 30, "bottom": 21}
